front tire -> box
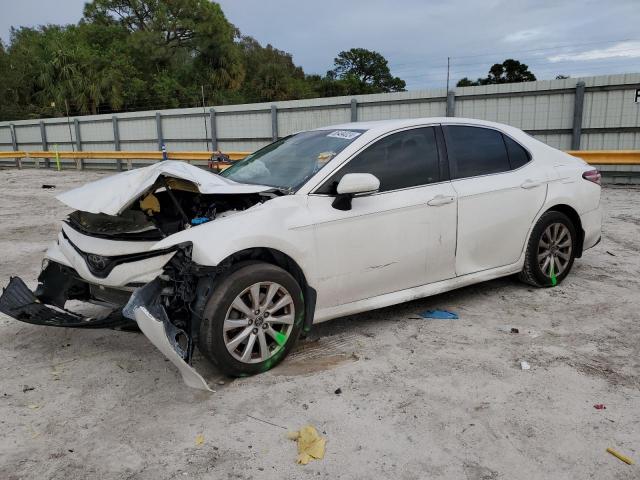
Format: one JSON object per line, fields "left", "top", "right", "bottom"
{"left": 198, "top": 263, "right": 304, "bottom": 376}
{"left": 519, "top": 211, "right": 577, "bottom": 288}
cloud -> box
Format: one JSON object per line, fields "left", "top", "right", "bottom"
{"left": 548, "top": 41, "right": 640, "bottom": 62}
{"left": 3, "top": 0, "right": 638, "bottom": 89}
{"left": 217, "top": 0, "right": 639, "bottom": 88}
{"left": 504, "top": 29, "right": 544, "bottom": 43}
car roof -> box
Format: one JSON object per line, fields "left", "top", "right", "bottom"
{"left": 313, "top": 117, "right": 522, "bottom": 136}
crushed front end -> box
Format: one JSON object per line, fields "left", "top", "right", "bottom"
{"left": 0, "top": 163, "right": 277, "bottom": 391}
{"left": 0, "top": 242, "right": 218, "bottom": 391}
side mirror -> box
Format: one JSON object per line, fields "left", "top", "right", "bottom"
{"left": 332, "top": 173, "right": 380, "bottom": 211}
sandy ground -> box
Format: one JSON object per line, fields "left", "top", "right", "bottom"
{"left": 0, "top": 168, "right": 638, "bottom": 480}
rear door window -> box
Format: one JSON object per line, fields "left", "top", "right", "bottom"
{"left": 443, "top": 126, "right": 511, "bottom": 179}
{"left": 316, "top": 127, "right": 441, "bottom": 194}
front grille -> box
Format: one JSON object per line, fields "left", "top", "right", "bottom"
{"left": 62, "top": 230, "right": 174, "bottom": 278}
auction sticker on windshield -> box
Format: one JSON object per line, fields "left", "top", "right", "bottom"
{"left": 326, "top": 130, "right": 361, "bottom": 140}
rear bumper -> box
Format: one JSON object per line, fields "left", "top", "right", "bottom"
{"left": 581, "top": 206, "right": 602, "bottom": 251}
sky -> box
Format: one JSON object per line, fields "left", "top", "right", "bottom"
{"left": 1, "top": 0, "right": 639, "bottom": 89}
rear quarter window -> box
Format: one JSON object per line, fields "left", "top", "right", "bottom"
{"left": 503, "top": 134, "right": 531, "bottom": 169}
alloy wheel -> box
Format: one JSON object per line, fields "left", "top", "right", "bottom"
{"left": 223, "top": 281, "right": 295, "bottom": 364}
{"left": 537, "top": 222, "right": 572, "bottom": 279}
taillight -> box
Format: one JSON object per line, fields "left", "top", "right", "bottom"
{"left": 582, "top": 169, "right": 601, "bottom": 186}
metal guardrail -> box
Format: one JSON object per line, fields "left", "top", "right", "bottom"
{"left": 565, "top": 150, "right": 640, "bottom": 165}
{"left": 0, "top": 150, "right": 250, "bottom": 170}
{"left": 1, "top": 149, "right": 639, "bottom": 165}
{"left": 0, "top": 150, "right": 249, "bottom": 161}
{"left": 1, "top": 149, "right": 638, "bottom": 184}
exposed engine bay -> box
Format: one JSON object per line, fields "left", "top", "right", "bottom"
{"left": 68, "top": 176, "right": 278, "bottom": 240}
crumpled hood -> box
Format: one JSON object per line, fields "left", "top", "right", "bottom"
{"left": 56, "top": 160, "right": 271, "bottom": 216}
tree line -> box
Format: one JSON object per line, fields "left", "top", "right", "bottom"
{"left": 0, "top": 0, "right": 545, "bottom": 122}
{"left": 0, "top": 0, "right": 408, "bottom": 121}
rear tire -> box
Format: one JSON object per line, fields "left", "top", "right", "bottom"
{"left": 519, "top": 211, "right": 577, "bottom": 288}
{"left": 198, "top": 263, "right": 304, "bottom": 376}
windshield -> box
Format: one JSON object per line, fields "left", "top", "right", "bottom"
{"left": 221, "top": 129, "right": 365, "bottom": 191}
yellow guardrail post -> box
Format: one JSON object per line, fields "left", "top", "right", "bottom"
{"left": 54, "top": 145, "right": 61, "bottom": 171}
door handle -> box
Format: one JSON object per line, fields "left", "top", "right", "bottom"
{"left": 521, "top": 179, "right": 543, "bottom": 189}
{"left": 427, "top": 195, "right": 455, "bottom": 206}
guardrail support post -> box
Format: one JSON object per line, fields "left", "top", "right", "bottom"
{"left": 446, "top": 90, "right": 456, "bottom": 117}
{"left": 271, "top": 105, "right": 278, "bottom": 142}
{"left": 73, "top": 118, "right": 83, "bottom": 170}
{"left": 571, "top": 81, "right": 586, "bottom": 150}
{"left": 350, "top": 98, "right": 358, "bottom": 122}
{"left": 156, "top": 112, "right": 164, "bottom": 153}
{"left": 9, "top": 123, "right": 20, "bottom": 168}
{"left": 112, "top": 116, "right": 122, "bottom": 171}
{"left": 209, "top": 108, "right": 218, "bottom": 151}
{"left": 39, "top": 121, "right": 49, "bottom": 168}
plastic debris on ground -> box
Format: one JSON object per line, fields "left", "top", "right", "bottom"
{"left": 287, "top": 425, "right": 326, "bottom": 465}
{"left": 418, "top": 309, "right": 459, "bottom": 320}
{"left": 41, "top": 184, "right": 56, "bottom": 189}
{"left": 594, "top": 404, "right": 606, "bottom": 410}
{"left": 195, "top": 434, "right": 205, "bottom": 446}
{"left": 520, "top": 361, "right": 531, "bottom": 370}
{"left": 607, "top": 447, "right": 634, "bottom": 465}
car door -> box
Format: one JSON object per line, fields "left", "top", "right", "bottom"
{"left": 308, "top": 126, "right": 458, "bottom": 310}
{"left": 443, "top": 125, "right": 547, "bottom": 276}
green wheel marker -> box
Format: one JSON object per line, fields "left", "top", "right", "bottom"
{"left": 273, "top": 330, "right": 287, "bottom": 346}
{"left": 550, "top": 259, "right": 557, "bottom": 286}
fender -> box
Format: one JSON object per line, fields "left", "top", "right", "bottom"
{"left": 151, "top": 194, "right": 319, "bottom": 289}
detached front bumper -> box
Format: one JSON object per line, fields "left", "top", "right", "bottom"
{"left": 0, "top": 276, "right": 133, "bottom": 329}
{"left": 123, "top": 279, "right": 214, "bottom": 392}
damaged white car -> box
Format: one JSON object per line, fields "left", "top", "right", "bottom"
{"left": 0, "top": 118, "right": 602, "bottom": 390}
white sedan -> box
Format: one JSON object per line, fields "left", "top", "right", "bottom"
{"left": 0, "top": 117, "right": 602, "bottom": 389}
